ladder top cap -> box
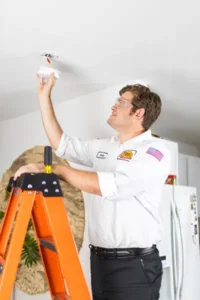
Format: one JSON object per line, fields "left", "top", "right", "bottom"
{"left": 8, "top": 173, "right": 63, "bottom": 197}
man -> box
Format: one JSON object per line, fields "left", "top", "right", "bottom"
{"left": 14, "top": 74, "right": 170, "bottom": 300}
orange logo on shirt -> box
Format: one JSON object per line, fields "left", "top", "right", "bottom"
{"left": 117, "top": 150, "right": 137, "bottom": 161}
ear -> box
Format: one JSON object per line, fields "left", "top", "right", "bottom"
{"left": 135, "top": 108, "right": 145, "bottom": 119}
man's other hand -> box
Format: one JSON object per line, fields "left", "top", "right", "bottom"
{"left": 14, "top": 163, "right": 44, "bottom": 181}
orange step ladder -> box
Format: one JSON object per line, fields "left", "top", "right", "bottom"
{"left": 0, "top": 146, "right": 91, "bottom": 300}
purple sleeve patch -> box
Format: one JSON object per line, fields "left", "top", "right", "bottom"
{"left": 146, "top": 147, "right": 164, "bottom": 161}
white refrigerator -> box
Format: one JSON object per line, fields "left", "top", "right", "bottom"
{"left": 158, "top": 185, "right": 200, "bottom": 300}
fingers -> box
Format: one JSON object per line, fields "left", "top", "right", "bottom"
{"left": 14, "top": 165, "right": 31, "bottom": 180}
{"left": 13, "top": 164, "right": 44, "bottom": 181}
{"left": 37, "top": 74, "right": 41, "bottom": 88}
{"left": 47, "top": 73, "right": 56, "bottom": 87}
{"left": 36, "top": 73, "right": 56, "bottom": 88}
{"left": 13, "top": 173, "right": 18, "bottom": 181}
{"left": 36, "top": 74, "right": 45, "bottom": 90}
{"left": 14, "top": 166, "right": 24, "bottom": 181}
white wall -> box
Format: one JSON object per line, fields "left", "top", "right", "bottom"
{"left": 177, "top": 140, "right": 199, "bottom": 157}
{"left": 159, "top": 139, "right": 199, "bottom": 157}
{"left": 0, "top": 82, "right": 199, "bottom": 299}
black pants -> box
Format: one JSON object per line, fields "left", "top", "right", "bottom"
{"left": 90, "top": 248, "right": 163, "bottom": 300}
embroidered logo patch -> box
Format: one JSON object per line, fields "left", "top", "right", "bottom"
{"left": 96, "top": 152, "right": 108, "bottom": 159}
{"left": 146, "top": 147, "right": 164, "bottom": 161}
{"left": 117, "top": 150, "right": 137, "bottom": 162}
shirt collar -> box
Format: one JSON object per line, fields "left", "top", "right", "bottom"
{"left": 111, "top": 129, "right": 152, "bottom": 144}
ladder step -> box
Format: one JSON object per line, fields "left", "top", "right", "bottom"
{"left": 53, "top": 292, "right": 70, "bottom": 300}
{"left": 39, "top": 237, "right": 57, "bottom": 253}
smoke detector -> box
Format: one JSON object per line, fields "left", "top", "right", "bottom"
{"left": 41, "top": 51, "right": 59, "bottom": 60}
{"left": 38, "top": 51, "right": 61, "bottom": 79}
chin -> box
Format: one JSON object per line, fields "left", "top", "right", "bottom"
{"left": 107, "top": 118, "right": 116, "bottom": 130}
{"left": 107, "top": 117, "right": 112, "bottom": 124}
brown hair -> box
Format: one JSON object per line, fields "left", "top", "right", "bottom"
{"left": 119, "top": 84, "right": 162, "bottom": 130}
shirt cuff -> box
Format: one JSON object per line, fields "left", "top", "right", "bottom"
{"left": 55, "top": 133, "right": 67, "bottom": 157}
{"left": 97, "top": 172, "right": 117, "bottom": 197}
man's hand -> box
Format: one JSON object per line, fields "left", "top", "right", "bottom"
{"left": 14, "top": 163, "right": 44, "bottom": 181}
{"left": 37, "top": 73, "right": 56, "bottom": 101}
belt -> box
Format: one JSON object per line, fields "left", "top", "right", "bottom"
{"left": 89, "top": 244, "right": 158, "bottom": 259}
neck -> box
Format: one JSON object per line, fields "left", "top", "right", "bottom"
{"left": 119, "top": 128, "right": 145, "bottom": 144}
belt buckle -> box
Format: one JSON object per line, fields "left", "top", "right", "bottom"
{"left": 94, "top": 246, "right": 99, "bottom": 256}
{"left": 89, "top": 244, "right": 99, "bottom": 255}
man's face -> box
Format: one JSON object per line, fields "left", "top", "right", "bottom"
{"left": 107, "top": 91, "right": 137, "bottom": 131}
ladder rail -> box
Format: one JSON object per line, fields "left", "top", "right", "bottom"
{"left": 44, "top": 195, "right": 91, "bottom": 299}
{"left": 0, "top": 190, "right": 36, "bottom": 300}
{"left": 31, "top": 192, "right": 68, "bottom": 298}
{"left": 0, "top": 188, "right": 22, "bottom": 256}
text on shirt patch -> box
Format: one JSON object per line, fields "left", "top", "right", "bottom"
{"left": 117, "top": 150, "right": 137, "bottom": 162}
{"left": 96, "top": 152, "right": 108, "bottom": 159}
{"left": 146, "top": 147, "right": 164, "bottom": 161}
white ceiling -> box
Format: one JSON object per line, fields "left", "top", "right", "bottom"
{"left": 1, "top": 0, "right": 200, "bottom": 148}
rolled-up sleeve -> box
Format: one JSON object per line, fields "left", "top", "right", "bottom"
{"left": 97, "top": 144, "right": 170, "bottom": 198}
{"left": 54, "top": 133, "right": 66, "bottom": 157}
{"left": 97, "top": 172, "right": 117, "bottom": 196}
{"left": 55, "top": 133, "right": 95, "bottom": 167}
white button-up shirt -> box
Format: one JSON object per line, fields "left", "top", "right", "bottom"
{"left": 55, "top": 129, "right": 171, "bottom": 248}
